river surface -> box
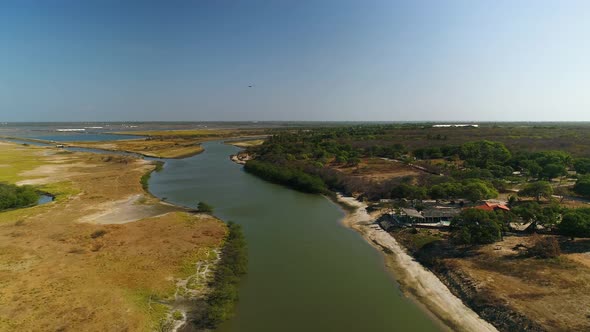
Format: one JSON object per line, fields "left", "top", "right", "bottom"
{"left": 149, "top": 141, "right": 439, "bottom": 332}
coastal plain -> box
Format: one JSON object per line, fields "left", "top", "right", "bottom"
{"left": 0, "top": 141, "right": 226, "bottom": 331}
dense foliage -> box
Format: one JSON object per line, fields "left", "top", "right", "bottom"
{"left": 559, "top": 209, "right": 590, "bottom": 240}
{"left": 244, "top": 160, "right": 327, "bottom": 193}
{"left": 450, "top": 209, "right": 505, "bottom": 245}
{"left": 574, "top": 175, "right": 590, "bottom": 198}
{"left": 0, "top": 183, "right": 38, "bottom": 211}
{"left": 574, "top": 158, "right": 590, "bottom": 174}
{"left": 204, "top": 222, "right": 248, "bottom": 327}
{"left": 518, "top": 181, "right": 554, "bottom": 202}
{"left": 429, "top": 179, "right": 498, "bottom": 202}
{"left": 511, "top": 201, "right": 561, "bottom": 231}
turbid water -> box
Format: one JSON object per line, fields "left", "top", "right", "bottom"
{"left": 149, "top": 141, "right": 440, "bottom": 332}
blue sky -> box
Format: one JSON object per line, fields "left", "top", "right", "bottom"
{"left": 1, "top": 0, "right": 589, "bottom": 121}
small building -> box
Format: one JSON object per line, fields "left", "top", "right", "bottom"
{"left": 422, "top": 207, "right": 461, "bottom": 223}
{"left": 474, "top": 202, "right": 510, "bottom": 212}
{"left": 396, "top": 206, "right": 461, "bottom": 225}
{"left": 399, "top": 208, "right": 424, "bottom": 223}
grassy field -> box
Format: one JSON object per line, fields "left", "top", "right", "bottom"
{"left": 0, "top": 141, "right": 226, "bottom": 331}
{"left": 0, "top": 143, "right": 45, "bottom": 183}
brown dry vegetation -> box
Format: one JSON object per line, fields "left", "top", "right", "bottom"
{"left": 347, "top": 125, "right": 590, "bottom": 157}
{"left": 332, "top": 157, "right": 421, "bottom": 182}
{"left": 67, "top": 138, "right": 205, "bottom": 159}
{"left": 0, "top": 142, "right": 226, "bottom": 331}
{"left": 396, "top": 229, "right": 590, "bottom": 331}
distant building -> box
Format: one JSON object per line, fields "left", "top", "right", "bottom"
{"left": 432, "top": 124, "right": 479, "bottom": 128}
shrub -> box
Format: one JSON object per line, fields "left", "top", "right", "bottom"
{"left": 203, "top": 222, "right": 247, "bottom": 328}
{"left": 172, "top": 310, "right": 183, "bottom": 321}
{"left": 197, "top": 202, "right": 214, "bottom": 213}
{"left": 528, "top": 235, "right": 560, "bottom": 258}
{"left": 0, "top": 183, "right": 39, "bottom": 211}
{"left": 573, "top": 175, "right": 590, "bottom": 198}
{"left": 559, "top": 209, "right": 590, "bottom": 240}
{"left": 451, "top": 209, "right": 503, "bottom": 245}
{"left": 90, "top": 229, "right": 107, "bottom": 239}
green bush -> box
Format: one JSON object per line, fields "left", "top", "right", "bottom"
{"left": 244, "top": 160, "right": 327, "bottom": 193}
{"left": 451, "top": 209, "right": 503, "bottom": 245}
{"left": 197, "top": 201, "right": 214, "bottom": 213}
{"left": 574, "top": 175, "right": 590, "bottom": 198}
{"left": 559, "top": 209, "right": 590, "bottom": 239}
{"left": 204, "top": 222, "right": 248, "bottom": 328}
{"left": 0, "top": 183, "right": 39, "bottom": 211}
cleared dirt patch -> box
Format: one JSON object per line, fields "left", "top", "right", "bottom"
{"left": 333, "top": 157, "right": 421, "bottom": 182}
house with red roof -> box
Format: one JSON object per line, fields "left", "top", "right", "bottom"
{"left": 474, "top": 201, "right": 510, "bottom": 212}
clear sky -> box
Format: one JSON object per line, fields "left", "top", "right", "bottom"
{"left": 1, "top": 0, "right": 589, "bottom": 122}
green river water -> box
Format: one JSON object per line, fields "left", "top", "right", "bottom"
{"left": 149, "top": 141, "right": 439, "bottom": 332}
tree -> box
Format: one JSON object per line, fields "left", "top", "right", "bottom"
{"left": 197, "top": 201, "right": 214, "bottom": 213}
{"left": 553, "top": 186, "right": 569, "bottom": 203}
{"left": 518, "top": 159, "right": 542, "bottom": 179}
{"left": 518, "top": 181, "right": 553, "bottom": 202}
{"left": 574, "top": 158, "right": 590, "bottom": 175}
{"left": 460, "top": 140, "right": 511, "bottom": 168}
{"left": 390, "top": 184, "right": 427, "bottom": 200}
{"left": 512, "top": 201, "right": 561, "bottom": 232}
{"left": 462, "top": 180, "right": 499, "bottom": 202}
{"left": 450, "top": 209, "right": 503, "bottom": 245}
{"left": 573, "top": 175, "right": 590, "bottom": 198}
{"left": 540, "top": 163, "right": 567, "bottom": 180}
{"left": 559, "top": 209, "right": 590, "bottom": 240}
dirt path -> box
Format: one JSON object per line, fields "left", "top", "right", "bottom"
{"left": 337, "top": 195, "right": 498, "bottom": 332}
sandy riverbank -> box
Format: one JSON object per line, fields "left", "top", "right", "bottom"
{"left": 336, "top": 195, "right": 498, "bottom": 332}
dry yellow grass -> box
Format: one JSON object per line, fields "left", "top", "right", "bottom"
{"left": 227, "top": 139, "right": 265, "bottom": 148}
{"left": 68, "top": 138, "right": 204, "bottom": 158}
{"left": 0, "top": 142, "right": 226, "bottom": 331}
{"left": 447, "top": 236, "right": 590, "bottom": 331}
{"left": 333, "top": 157, "right": 421, "bottom": 182}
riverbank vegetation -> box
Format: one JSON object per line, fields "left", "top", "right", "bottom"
{"left": 202, "top": 222, "right": 248, "bottom": 328}
{"left": 197, "top": 201, "right": 214, "bottom": 213}
{"left": 0, "top": 183, "right": 38, "bottom": 211}
{"left": 140, "top": 160, "right": 164, "bottom": 190}
{"left": 244, "top": 160, "right": 327, "bottom": 193}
